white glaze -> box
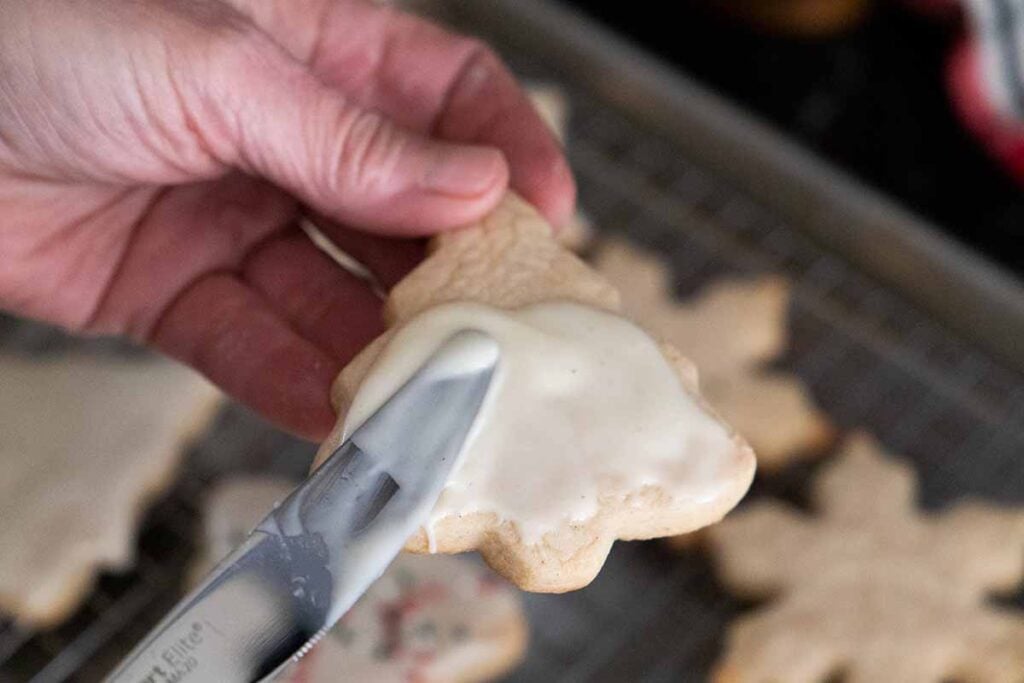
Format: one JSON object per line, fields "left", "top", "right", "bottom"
{"left": 342, "top": 302, "right": 742, "bottom": 545}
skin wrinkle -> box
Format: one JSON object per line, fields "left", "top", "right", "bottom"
{"left": 1, "top": 187, "right": 151, "bottom": 328}
{"left": 80, "top": 187, "right": 168, "bottom": 335}
{"left": 0, "top": 35, "right": 26, "bottom": 171}
{"left": 18, "top": 187, "right": 139, "bottom": 263}
{"left": 230, "top": 0, "right": 488, "bottom": 146}
{"left": 20, "top": 21, "right": 65, "bottom": 174}
{"left": 342, "top": 109, "right": 398, "bottom": 200}
{"left": 164, "top": 48, "right": 231, "bottom": 176}
{"left": 224, "top": 34, "right": 342, "bottom": 188}
{"left": 196, "top": 29, "right": 273, "bottom": 173}
{"left": 35, "top": 14, "right": 122, "bottom": 183}
{"left": 123, "top": 60, "right": 185, "bottom": 182}
{"left": 126, "top": 48, "right": 199, "bottom": 182}
{"left": 316, "top": 102, "right": 366, "bottom": 206}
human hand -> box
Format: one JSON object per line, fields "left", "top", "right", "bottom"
{"left": 0, "top": 0, "right": 574, "bottom": 439}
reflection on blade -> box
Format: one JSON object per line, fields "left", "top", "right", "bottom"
{"left": 105, "top": 330, "right": 500, "bottom": 683}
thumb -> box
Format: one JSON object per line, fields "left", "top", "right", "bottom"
{"left": 192, "top": 30, "right": 509, "bottom": 235}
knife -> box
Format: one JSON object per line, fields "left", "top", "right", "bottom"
{"left": 106, "top": 329, "right": 500, "bottom": 683}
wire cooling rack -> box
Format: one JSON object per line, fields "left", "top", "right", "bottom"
{"left": 2, "top": 1, "right": 1024, "bottom": 681}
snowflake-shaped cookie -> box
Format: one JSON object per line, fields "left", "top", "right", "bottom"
{"left": 315, "top": 195, "right": 755, "bottom": 593}
{"left": 194, "top": 476, "right": 528, "bottom": 683}
{"left": 595, "top": 239, "right": 833, "bottom": 469}
{"left": 710, "top": 433, "right": 1024, "bottom": 682}
{"left": 0, "top": 353, "right": 219, "bottom": 626}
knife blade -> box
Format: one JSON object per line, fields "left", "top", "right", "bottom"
{"left": 105, "top": 329, "right": 500, "bottom": 683}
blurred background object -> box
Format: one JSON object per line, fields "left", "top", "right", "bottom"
{"left": 713, "top": 0, "right": 875, "bottom": 37}
{"left": 566, "top": 0, "right": 1024, "bottom": 273}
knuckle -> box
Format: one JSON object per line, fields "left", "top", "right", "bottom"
{"left": 331, "top": 108, "right": 403, "bottom": 196}
{"left": 175, "top": 20, "right": 287, "bottom": 161}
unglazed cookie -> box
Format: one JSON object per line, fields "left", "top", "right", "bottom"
{"left": 709, "top": 433, "right": 1024, "bottom": 682}
{"left": 526, "top": 84, "right": 570, "bottom": 144}
{"left": 193, "top": 476, "right": 528, "bottom": 683}
{"left": 595, "top": 239, "right": 833, "bottom": 470}
{"left": 0, "top": 354, "right": 219, "bottom": 626}
{"left": 526, "top": 83, "right": 594, "bottom": 252}
{"left": 312, "top": 194, "right": 756, "bottom": 593}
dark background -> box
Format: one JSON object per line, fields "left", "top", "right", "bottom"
{"left": 565, "top": 0, "right": 1024, "bottom": 274}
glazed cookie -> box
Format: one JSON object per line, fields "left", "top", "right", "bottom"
{"left": 0, "top": 354, "right": 219, "bottom": 626}
{"left": 595, "top": 239, "right": 833, "bottom": 470}
{"left": 193, "top": 476, "right": 528, "bottom": 683}
{"left": 312, "top": 194, "right": 756, "bottom": 593}
{"left": 709, "top": 433, "right": 1024, "bottom": 682}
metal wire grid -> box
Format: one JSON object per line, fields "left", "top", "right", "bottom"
{"left": 3, "top": 40, "right": 1024, "bottom": 683}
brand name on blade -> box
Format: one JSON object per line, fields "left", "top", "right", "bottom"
{"left": 135, "top": 622, "right": 205, "bottom": 683}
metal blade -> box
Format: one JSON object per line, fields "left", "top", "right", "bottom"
{"left": 105, "top": 330, "right": 499, "bottom": 683}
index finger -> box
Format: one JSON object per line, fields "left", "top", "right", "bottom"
{"left": 229, "top": 0, "right": 576, "bottom": 227}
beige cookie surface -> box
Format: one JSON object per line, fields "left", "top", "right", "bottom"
{"left": 313, "top": 195, "right": 755, "bottom": 593}
{"left": 0, "top": 354, "right": 219, "bottom": 627}
{"left": 527, "top": 84, "right": 570, "bottom": 144}
{"left": 709, "top": 433, "right": 1024, "bottom": 682}
{"left": 193, "top": 476, "right": 527, "bottom": 683}
{"left": 594, "top": 240, "right": 833, "bottom": 469}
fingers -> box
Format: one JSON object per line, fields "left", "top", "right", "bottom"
{"left": 87, "top": 176, "right": 297, "bottom": 339}
{"left": 150, "top": 273, "right": 339, "bottom": 441}
{"left": 101, "top": 180, "right": 394, "bottom": 440}
{"left": 228, "top": 0, "right": 576, "bottom": 226}
{"left": 432, "top": 45, "right": 577, "bottom": 227}
{"left": 242, "top": 231, "right": 385, "bottom": 363}
{"left": 189, "top": 28, "right": 509, "bottom": 234}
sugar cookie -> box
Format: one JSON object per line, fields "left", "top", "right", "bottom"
{"left": 313, "top": 195, "right": 755, "bottom": 593}
{"left": 710, "top": 433, "right": 1024, "bottom": 682}
{"left": 193, "top": 476, "right": 528, "bottom": 683}
{"left": 595, "top": 239, "right": 833, "bottom": 469}
{"left": 0, "top": 354, "right": 219, "bottom": 626}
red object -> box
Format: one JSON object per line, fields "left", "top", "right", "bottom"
{"left": 947, "top": 39, "right": 1024, "bottom": 185}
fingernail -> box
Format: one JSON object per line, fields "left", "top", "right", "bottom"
{"left": 422, "top": 145, "right": 507, "bottom": 197}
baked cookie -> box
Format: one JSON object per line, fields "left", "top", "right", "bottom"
{"left": 193, "top": 476, "right": 528, "bottom": 683}
{"left": 709, "top": 433, "right": 1024, "bottom": 682}
{"left": 312, "top": 194, "right": 756, "bottom": 593}
{"left": 0, "top": 354, "right": 219, "bottom": 627}
{"left": 526, "top": 84, "right": 570, "bottom": 144}
{"left": 526, "top": 83, "right": 594, "bottom": 252}
{"left": 595, "top": 239, "right": 833, "bottom": 470}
